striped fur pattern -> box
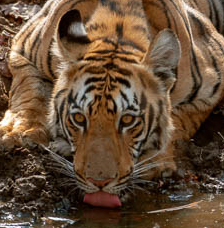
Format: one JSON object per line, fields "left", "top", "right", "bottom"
{"left": 1, "top": 0, "right": 224, "bottom": 199}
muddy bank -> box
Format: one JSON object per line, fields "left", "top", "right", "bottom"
{"left": 0, "top": 0, "right": 224, "bottom": 214}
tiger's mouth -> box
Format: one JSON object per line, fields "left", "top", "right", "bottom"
{"left": 45, "top": 145, "right": 156, "bottom": 208}
{"left": 83, "top": 191, "right": 122, "bottom": 208}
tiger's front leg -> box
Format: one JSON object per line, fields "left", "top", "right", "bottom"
{"left": 140, "top": 99, "right": 215, "bottom": 180}
{"left": 171, "top": 100, "right": 214, "bottom": 142}
{"left": 164, "top": 99, "right": 216, "bottom": 172}
{"left": 0, "top": 52, "right": 52, "bottom": 150}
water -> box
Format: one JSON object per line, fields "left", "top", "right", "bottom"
{"left": 1, "top": 192, "right": 224, "bottom": 228}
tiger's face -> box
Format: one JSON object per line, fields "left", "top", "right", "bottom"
{"left": 49, "top": 8, "right": 181, "bottom": 207}
{"left": 64, "top": 62, "right": 166, "bottom": 192}
{"left": 50, "top": 40, "right": 179, "bottom": 207}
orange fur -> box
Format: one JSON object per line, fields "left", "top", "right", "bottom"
{"left": 1, "top": 0, "right": 224, "bottom": 200}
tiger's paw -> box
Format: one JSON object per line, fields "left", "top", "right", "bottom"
{"left": 146, "top": 159, "right": 176, "bottom": 180}
{"left": 49, "top": 137, "right": 72, "bottom": 157}
{"left": 0, "top": 110, "right": 49, "bottom": 151}
{"left": 137, "top": 147, "right": 177, "bottom": 180}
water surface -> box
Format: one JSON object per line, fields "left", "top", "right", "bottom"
{"left": 1, "top": 192, "right": 224, "bottom": 228}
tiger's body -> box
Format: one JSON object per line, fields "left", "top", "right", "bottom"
{"left": 1, "top": 0, "right": 224, "bottom": 207}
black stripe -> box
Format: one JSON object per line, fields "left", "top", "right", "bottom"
{"left": 91, "top": 50, "right": 114, "bottom": 55}
{"left": 157, "top": 0, "right": 171, "bottom": 28}
{"left": 116, "top": 57, "right": 138, "bottom": 64}
{"left": 115, "top": 77, "right": 131, "bottom": 88}
{"left": 112, "top": 67, "right": 133, "bottom": 77}
{"left": 185, "top": 111, "right": 199, "bottom": 134}
{"left": 145, "top": 1, "right": 171, "bottom": 28}
{"left": 207, "top": 0, "right": 215, "bottom": 25}
{"left": 34, "top": 20, "right": 47, "bottom": 66}
{"left": 11, "top": 63, "right": 32, "bottom": 69}
{"left": 16, "top": 23, "right": 35, "bottom": 43}
{"left": 59, "top": 98, "right": 66, "bottom": 117}
{"left": 172, "top": 109, "right": 187, "bottom": 131}
{"left": 54, "top": 104, "right": 60, "bottom": 124}
{"left": 132, "top": 25, "right": 148, "bottom": 34}
{"left": 68, "top": 89, "right": 74, "bottom": 104}
{"left": 189, "top": 102, "right": 200, "bottom": 112}
{"left": 47, "top": 39, "right": 57, "bottom": 78}
{"left": 104, "top": 1, "right": 124, "bottom": 16}
{"left": 134, "top": 94, "right": 138, "bottom": 105}
{"left": 20, "top": 29, "right": 35, "bottom": 56}
{"left": 85, "top": 66, "right": 105, "bottom": 75}
{"left": 127, "top": 0, "right": 145, "bottom": 18}
{"left": 189, "top": 11, "right": 205, "bottom": 35}
{"left": 212, "top": 0, "right": 221, "bottom": 32}
{"left": 12, "top": 97, "right": 45, "bottom": 110}
{"left": 71, "top": 0, "right": 87, "bottom": 9}
{"left": 10, "top": 75, "right": 39, "bottom": 96}
{"left": 185, "top": 50, "right": 202, "bottom": 102}
{"left": 165, "top": 0, "right": 194, "bottom": 44}
{"left": 69, "top": 91, "right": 79, "bottom": 108}
{"left": 111, "top": 98, "right": 117, "bottom": 113}
{"left": 118, "top": 171, "right": 132, "bottom": 181}
{"left": 78, "top": 63, "right": 88, "bottom": 71}
{"left": 102, "top": 38, "right": 117, "bottom": 47}
{"left": 120, "top": 90, "right": 129, "bottom": 107}
{"left": 67, "top": 35, "right": 91, "bottom": 44}
{"left": 59, "top": 100, "right": 71, "bottom": 138}
{"left": 116, "top": 22, "right": 123, "bottom": 39}
{"left": 29, "top": 29, "right": 42, "bottom": 61}
{"left": 127, "top": 1, "right": 142, "bottom": 10}
{"left": 118, "top": 40, "right": 145, "bottom": 53}
{"left": 188, "top": 11, "right": 222, "bottom": 100}
{"left": 132, "top": 122, "right": 144, "bottom": 139}
{"left": 209, "top": 53, "right": 221, "bottom": 97}
{"left": 84, "top": 57, "right": 106, "bottom": 61}
{"left": 141, "top": 105, "right": 154, "bottom": 145}
{"left": 85, "top": 85, "right": 97, "bottom": 94}
{"left": 85, "top": 77, "right": 105, "bottom": 85}
{"left": 140, "top": 92, "right": 147, "bottom": 110}
{"left": 126, "top": 105, "right": 138, "bottom": 112}
{"left": 55, "top": 89, "right": 67, "bottom": 99}
{"left": 198, "top": 98, "right": 212, "bottom": 107}
{"left": 86, "top": 22, "right": 107, "bottom": 33}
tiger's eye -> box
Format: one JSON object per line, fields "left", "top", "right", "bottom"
{"left": 121, "top": 114, "right": 134, "bottom": 126}
{"left": 74, "top": 113, "right": 86, "bottom": 124}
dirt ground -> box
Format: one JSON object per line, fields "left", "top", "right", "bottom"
{"left": 0, "top": 0, "right": 224, "bottom": 214}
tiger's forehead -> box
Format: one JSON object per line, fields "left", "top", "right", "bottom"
{"left": 69, "top": 66, "right": 141, "bottom": 115}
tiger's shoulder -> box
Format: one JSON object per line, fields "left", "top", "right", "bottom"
{"left": 9, "top": 0, "right": 224, "bottom": 105}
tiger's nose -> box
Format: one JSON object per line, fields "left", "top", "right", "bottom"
{"left": 87, "top": 178, "right": 114, "bottom": 187}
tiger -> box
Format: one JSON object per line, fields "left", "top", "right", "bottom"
{"left": 1, "top": 0, "right": 224, "bottom": 208}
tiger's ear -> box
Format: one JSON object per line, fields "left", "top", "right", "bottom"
{"left": 59, "top": 10, "right": 90, "bottom": 44}
{"left": 56, "top": 9, "right": 93, "bottom": 61}
{"left": 143, "top": 29, "right": 181, "bottom": 90}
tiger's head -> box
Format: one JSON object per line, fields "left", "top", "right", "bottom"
{"left": 49, "top": 4, "right": 181, "bottom": 208}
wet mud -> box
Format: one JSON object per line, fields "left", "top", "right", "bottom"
{"left": 0, "top": 0, "right": 224, "bottom": 217}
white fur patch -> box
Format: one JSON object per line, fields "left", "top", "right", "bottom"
{"left": 68, "top": 22, "right": 87, "bottom": 37}
{"left": 49, "top": 137, "right": 72, "bottom": 156}
{"left": 0, "top": 110, "right": 14, "bottom": 127}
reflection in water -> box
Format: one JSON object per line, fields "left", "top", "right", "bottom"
{"left": 72, "top": 193, "right": 224, "bottom": 228}
{"left": 1, "top": 193, "right": 224, "bottom": 228}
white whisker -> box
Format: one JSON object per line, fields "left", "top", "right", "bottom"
{"left": 133, "top": 162, "right": 164, "bottom": 175}
{"left": 129, "top": 184, "right": 150, "bottom": 194}
{"left": 134, "top": 150, "right": 162, "bottom": 168}
{"left": 131, "top": 179, "right": 153, "bottom": 185}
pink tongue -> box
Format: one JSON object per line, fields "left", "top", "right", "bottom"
{"left": 83, "top": 191, "right": 121, "bottom": 208}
